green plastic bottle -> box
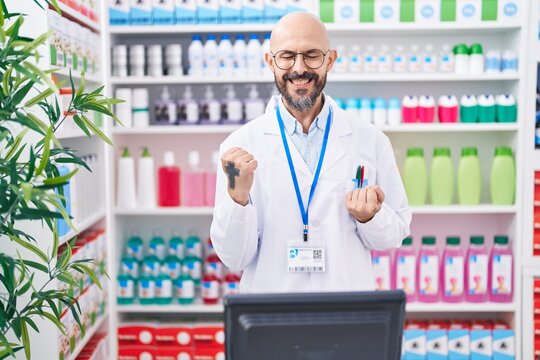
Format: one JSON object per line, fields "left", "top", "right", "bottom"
{"left": 137, "top": 274, "right": 155, "bottom": 305}
{"left": 168, "top": 230, "right": 184, "bottom": 260}
{"left": 117, "top": 274, "right": 135, "bottom": 305}
{"left": 142, "top": 255, "right": 161, "bottom": 277}
{"left": 149, "top": 229, "right": 166, "bottom": 261}
{"left": 126, "top": 231, "right": 144, "bottom": 261}
{"left": 155, "top": 273, "right": 173, "bottom": 305}
{"left": 162, "top": 255, "right": 182, "bottom": 280}
{"left": 403, "top": 148, "right": 428, "bottom": 205}
{"left": 175, "top": 274, "right": 195, "bottom": 304}
{"left": 457, "top": 147, "right": 482, "bottom": 205}
{"left": 185, "top": 234, "right": 202, "bottom": 259}
{"left": 121, "top": 256, "right": 140, "bottom": 278}
{"left": 430, "top": 148, "right": 454, "bottom": 205}
{"left": 490, "top": 147, "right": 515, "bottom": 205}
{"left": 182, "top": 255, "right": 202, "bottom": 285}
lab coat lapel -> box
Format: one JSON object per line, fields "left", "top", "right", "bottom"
{"left": 319, "top": 108, "right": 351, "bottom": 176}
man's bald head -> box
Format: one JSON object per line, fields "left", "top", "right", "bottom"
{"left": 270, "top": 12, "right": 331, "bottom": 53}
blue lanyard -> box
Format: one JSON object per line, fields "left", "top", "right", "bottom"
{"left": 276, "top": 106, "right": 332, "bottom": 242}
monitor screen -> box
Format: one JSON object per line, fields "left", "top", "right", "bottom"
{"left": 224, "top": 290, "right": 406, "bottom": 360}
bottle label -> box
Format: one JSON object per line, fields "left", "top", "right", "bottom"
{"left": 122, "top": 261, "right": 139, "bottom": 278}
{"left": 186, "top": 242, "right": 202, "bottom": 258}
{"left": 156, "top": 279, "right": 173, "bottom": 299}
{"left": 138, "top": 279, "right": 156, "bottom": 299}
{"left": 468, "top": 254, "right": 488, "bottom": 295}
{"left": 176, "top": 279, "right": 195, "bottom": 299}
{"left": 169, "top": 243, "right": 184, "bottom": 258}
{"left": 202, "top": 280, "right": 220, "bottom": 300}
{"left": 118, "top": 279, "right": 134, "bottom": 298}
{"left": 150, "top": 243, "right": 166, "bottom": 260}
{"left": 419, "top": 255, "right": 439, "bottom": 295}
{"left": 162, "top": 263, "right": 181, "bottom": 279}
{"left": 491, "top": 254, "right": 512, "bottom": 295}
{"left": 396, "top": 255, "right": 416, "bottom": 294}
{"left": 444, "top": 256, "right": 464, "bottom": 296}
{"left": 372, "top": 255, "right": 391, "bottom": 291}
{"left": 222, "top": 281, "right": 239, "bottom": 296}
{"left": 183, "top": 261, "right": 202, "bottom": 280}
{"left": 143, "top": 261, "right": 160, "bottom": 277}
{"left": 127, "top": 244, "right": 143, "bottom": 260}
{"left": 206, "top": 261, "right": 223, "bottom": 279}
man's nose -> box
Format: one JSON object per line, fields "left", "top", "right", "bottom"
{"left": 290, "top": 53, "right": 308, "bottom": 73}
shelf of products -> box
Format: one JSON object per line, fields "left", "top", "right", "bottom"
{"left": 53, "top": 67, "right": 102, "bottom": 84}
{"left": 409, "top": 205, "right": 517, "bottom": 215}
{"left": 59, "top": 209, "right": 106, "bottom": 246}
{"left": 67, "top": 313, "right": 108, "bottom": 360}
{"left": 114, "top": 207, "right": 214, "bottom": 216}
{"left": 55, "top": 2, "right": 100, "bottom": 33}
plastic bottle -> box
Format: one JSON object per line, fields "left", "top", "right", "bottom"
{"left": 117, "top": 274, "right": 135, "bottom": 305}
{"left": 393, "top": 45, "right": 407, "bottom": 73}
{"left": 363, "top": 45, "right": 377, "bottom": 73}
{"left": 359, "top": 98, "right": 372, "bottom": 123}
{"left": 438, "top": 95, "right": 459, "bottom": 123}
{"left": 126, "top": 231, "right": 144, "bottom": 261}
{"left": 408, "top": 45, "right": 421, "bottom": 73}
{"left": 442, "top": 236, "right": 465, "bottom": 303}
{"left": 218, "top": 34, "right": 234, "bottom": 77}
{"left": 232, "top": 34, "right": 247, "bottom": 76}
{"left": 430, "top": 148, "right": 454, "bottom": 205}
{"left": 149, "top": 230, "right": 166, "bottom": 261}
{"left": 457, "top": 147, "right": 482, "bottom": 205}
{"left": 477, "top": 94, "right": 496, "bottom": 123}
{"left": 501, "top": 50, "right": 518, "bottom": 73}
{"left": 387, "top": 98, "right": 401, "bottom": 126}
{"left": 162, "top": 254, "right": 182, "bottom": 280}
{"left": 490, "top": 147, "right": 515, "bottom": 205}
{"left": 378, "top": 45, "right": 392, "bottom": 73}
{"left": 345, "top": 98, "right": 358, "bottom": 118}
{"left": 394, "top": 237, "right": 416, "bottom": 302}
{"left": 147, "top": 44, "right": 163, "bottom": 77}
{"left": 204, "top": 151, "right": 219, "bottom": 207}
{"left": 156, "top": 87, "right": 177, "bottom": 124}
{"left": 117, "top": 147, "right": 136, "bottom": 209}
{"left": 121, "top": 256, "right": 140, "bottom": 278}
{"left": 155, "top": 273, "right": 173, "bottom": 304}
{"left": 185, "top": 234, "right": 203, "bottom": 258}
{"left": 485, "top": 49, "right": 501, "bottom": 73}
{"left": 202, "top": 273, "right": 221, "bottom": 304}
{"left": 168, "top": 229, "right": 184, "bottom": 259}
{"left": 418, "top": 95, "right": 435, "bottom": 123}
{"left": 143, "top": 255, "right": 161, "bottom": 277}
{"left": 371, "top": 250, "right": 392, "bottom": 291}
{"left": 206, "top": 252, "right": 224, "bottom": 280}
{"left": 222, "top": 272, "right": 240, "bottom": 297}
{"left": 132, "top": 88, "right": 150, "bottom": 128}
{"left": 403, "top": 148, "right": 428, "bottom": 205}
{"left": 222, "top": 85, "right": 243, "bottom": 123}
{"left": 200, "top": 86, "right": 221, "bottom": 124}
{"left": 129, "top": 44, "right": 145, "bottom": 77}
{"left": 460, "top": 95, "right": 479, "bottom": 123}
{"left": 349, "top": 45, "right": 363, "bottom": 73}
{"left": 422, "top": 44, "right": 437, "bottom": 73}
{"left": 465, "top": 235, "right": 489, "bottom": 302}
{"left": 453, "top": 44, "right": 469, "bottom": 74}
{"left": 203, "top": 34, "right": 219, "bottom": 76}
{"left": 246, "top": 34, "right": 261, "bottom": 76}
{"left": 469, "top": 43, "right": 484, "bottom": 74}
{"left": 489, "top": 235, "right": 513, "bottom": 303}
{"left": 417, "top": 236, "right": 440, "bottom": 303}
{"left": 188, "top": 35, "right": 204, "bottom": 76}
{"left": 183, "top": 255, "right": 202, "bottom": 285}
{"left": 260, "top": 33, "right": 271, "bottom": 75}
{"left": 137, "top": 147, "right": 156, "bottom": 208}
{"left": 402, "top": 96, "right": 418, "bottom": 123}
{"left": 138, "top": 274, "right": 156, "bottom": 305}
{"left": 158, "top": 151, "right": 180, "bottom": 207}
{"left": 495, "top": 94, "right": 517, "bottom": 123}
{"left": 175, "top": 273, "right": 195, "bottom": 304}
{"left": 372, "top": 98, "right": 387, "bottom": 127}
{"left": 439, "top": 44, "right": 455, "bottom": 73}
{"left": 183, "top": 150, "right": 205, "bottom": 207}
{"left": 334, "top": 45, "right": 349, "bottom": 73}
{"left": 179, "top": 86, "right": 199, "bottom": 124}
{"left": 244, "top": 84, "right": 265, "bottom": 121}
{"left": 165, "top": 43, "right": 183, "bottom": 76}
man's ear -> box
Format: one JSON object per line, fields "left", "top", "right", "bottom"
{"left": 265, "top": 52, "right": 276, "bottom": 73}
{"left": 325, "top": 49, "right": 337, "bottom": 72}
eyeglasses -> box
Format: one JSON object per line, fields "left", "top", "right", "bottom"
{"left": 270, "top": 49, "right": 330, "bottom": 70}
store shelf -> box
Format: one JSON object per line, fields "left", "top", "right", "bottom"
{"left": 110, "top": 75, "right": 272, "bottom": 85}
{"left": 56, "top": 2, "right": 100, "bottom": 33}
{"left": 53, "top": 67, "right": 102, "bottom": 84}
{"left": 67, "top": 313, "right": 108, "bottom": 360}
{"left": 109, "top": 22, "right": 520, "bottom": 35}
{"left": 113, "top": 125, "right": 241, "bottom": 135}
{"left": 381, "top": 123, "right": 519, "bottom": 133}
{"left": 114, "top": 207, "right": 213, "bottom": 216}
{"left": 533, "top": 150, "right": 540, "bottom": 170}
{"left": 411, "top": 205, "right": 517, "bottom": 214}
{"left": 117, "top": 303, "right": 223, "bottom": 314}
{"left": 59, "top": 209, "right": 106, "bottom": 246}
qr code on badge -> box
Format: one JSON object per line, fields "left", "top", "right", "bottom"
{"left": 313, "top": 249, "right": 322, "bottom": 260}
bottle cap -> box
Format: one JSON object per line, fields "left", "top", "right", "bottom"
{"left": 373, "top": 98, "right": 386, "bottom": 109}
{"left": 402, "top": 237, "right": 412, "bottom": 246}
{"left": 407, "top": 147, "right": 424, "bottom": 157}
{"left": 121, "top": 147, "right": 131, "bottom": 158}
{"left": 360, "top": 98, "right": 372, "bottom": 109}
{"left": 433, "top": 147, "right": 451, "bottom": 157}
{"left": 207, "top": 34, "right": 216, "bottom": 41}
{"left": 446, "top": 236, "right": 460, "bottom": 246}
{"left": 494, "top": 235, "right": 509, "bottom": 245}
{"left": 495, "top": 147, "right": 513, "bottom": 156}
{"left": 192, "top": 35, "right": 202, "bottom": 41}
{"left": 221, "top": 34, "right": 230, "bottom": 40}
{"left": 235, "top": 34, "right": 245, "bottom": 40}
{"left": 453, "top": 44, "right": 469, "bottom": 55}
{"left": 249, "top": 34, "right": 259, "bottom": 40}
{"left": 141, "top": 147, "right": 151, "bottom": 157}
{"left": 461, "top": 147, "right": 478, "bottom": 157}
{"left": 188, "top": 150, "right": 200, "bottom": 166}
{"left": 470, "top": 236, "right": 484, "bottom": 245}
{"left": 469, "top": 43, "right": 483, "bottom": 55}
{"left": 164, "top": 151, "right": 175, "bottom": 166}
{"left": 422, "top": 236, "right": 436, "bottom": 245}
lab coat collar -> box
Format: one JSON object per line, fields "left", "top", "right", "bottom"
{"left": 277, "top": 95, "right": 330, "bottom": 136}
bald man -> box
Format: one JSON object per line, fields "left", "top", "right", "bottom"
{"left": 210, "top": 13, "right": 411, "bottom": 293}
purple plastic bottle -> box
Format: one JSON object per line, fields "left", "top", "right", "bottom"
{"left": 417, "top": 236, "right": 440, "bottom": 303}
{"left": 394, "top": 237, "right": 417, "bottom": 302}
{"left": 489, "top": 235, "right": 513, "bottom": 303}
{"left": 465, "top": 236, "right": 489, "bottom": 302}
{"left": 442, "top": 236, "right": 465, "bottom": 303}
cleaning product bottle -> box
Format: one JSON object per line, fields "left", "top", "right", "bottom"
{"left": 162, "top": 254, "right": 182, "bottom": 280}
{"left": 244, "top": 84, "right": 265, "bottom": 121}
{"left": 359, "top": 98, "right": 372, "bottom": 123}
{"left": 466, "top": 235, "right": 489, "bottom": 302}
{"left": 168, "top": 229, "right": 184, "bottom": 259}
{"left": 205, "top": 151, "right": 219, "bottom": 206}
{"left": 206, "top": 252, "right": 224, "bottom": 280}
{"left": 188, "top": 35, "right": 204, "bottom": 76}
{"left": 185, "top": 233, "right": 203, "bottom": 258}
{"left": 155, "top": 272, "right": 173, "bottom": 304}
{"left": 393, "top": 45, "right": 407, "bottom": 73}
{"left": 372, "top": 98, "right": 387, "bottom": 127}
{"left": 453, "top": 44, "right": 469, "bottom": 74}
{"left": 460, "top": 95, "right": 479, "bottom": 123}
{"left": 477, "top": 94, "right": 496, "bottom": 123}
{"left": 158, "top": 151, "right": 181, "bottom": 207}
{"left": 371, "top": 250, "right": 392, "bottom": 291}
{"left": 183, "top": 255, "right": 202, "bottom": 285}
{"left": 155, "top": 86, "right": 177, "bottom": 124}
{"left": 121, "top": 256, "right": 140, "bottom": 278}
{"left": 232, "top": 34, "right": 247, "bottom": 76}
{"left": 349, "top": 45, "right": 363, "bottom": 73}
{"left": 137, "top": 147, "right": 156, "bottom": 208}
{"left": 387, "top": 98, "right": 401, "bottom": 126}
{"left": 402, "top": 95, "right": 419, "bottom": 123}
{"left": 126, "top": 231, "right": 144, "bottom": 261}
{"left": 183, "top": 150, "right": 205, "bottom": 207}
{"left": 439, "top": 44, "right": 455, "bottom": 73}
{"left": 218, "top": 34, "right": 234, "bottom": 77}
{"left": 180, "top": 85, "right": 199, "bottom": 124}
{"left": 378, "top": 45, "right": 392, "bottom": 73}
{"left": 117, "top": 274, "right": 136, "bottom": 305}
{"left": 260, "top": 33, "right": 270, "bottom": 75}
{"left": 175, "top": 273, "right": 195, "bottom": 304}
{"left": 203, "top": 34, "right": 219, "bottom": 76}
{"left": 468, "top": 43, "right": 484, "bottom": 74}
{"left": 200, "top": 86, "right": 221, "bottom": 124}
{"left": 457, "top": 147, "right": 482, "bottom": 205}
{"left": 442, "top": 236, "right": 465, "bottom": 303}
{"left": 417, "top": 236, "right": 440, "bottom": 303}
{"left": 202, "top": 272, "right": 221, "bottom": 304}
{"left": 143, "top": 255, "right": 161, "bottom": 278}
{"left": 117, "top": 147, "right": 136, "bottom": 209}
{"left": 422, "top": 44, "right": 437, "bottom": 73}
{"left": 490, "top": 147, "right": 515, "bottom": 205}
{"left": 334, "top": 45, "right": 349, "bottom": 73}
{"left": 495, "top": 94, "right": 517, "bottom": 123}
{"left": 418, "top": 95, "right": 435, "bottom": 123}
{"left": 403, "top": 148, "right": 428, "bottom": 205}
{"left": 437, "top": 95, "right": 458, "bottom": 123}
{"left": 138, "top": 274, "right": 156, "bottom": 305}
{"left": 222, "top": 272, "right": 241, "bottom": 297}
{"left": 149, "top": 229, "right": 166, "bottom": 261}
{"left": 222, "top": 85, "right": 243, "bottom": 123}
{"left": 408, "top": 44, "right": 421, "bottom": 73}
{"left": 246, "top": 34, "right": 261, "bottom": 76}
{"left": 394, "top": 237, "right": 417, "bottom": 302}
{"left": 489, "top": 235, "right": 513, "bottom": 303}
{"left": 430, "top": 147, "right": 454, "bottom": 205}
{"left": 345, "top": 98, "right": 358, "bottom": 118}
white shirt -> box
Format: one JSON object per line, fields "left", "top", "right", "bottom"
{"left": 210, "top": 94, "right": 411, "bottom": 293}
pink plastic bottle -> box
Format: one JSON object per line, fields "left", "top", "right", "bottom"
{"left": 418, "top": 95, "right": 435, "bottom": 123}
{"left": 465, "top": 235, "right": 489, "bottom": 302}
{"left": 371, "top": 250, "right": 392, "bottom": 291}
{"left": 394, "top": 237, "right": 417, "bottom": 302}
{"left": 489, "top": 235, "right": 513, "bottom": 303}
{"left": 417, "top": 236, "right": 440, "bottom": 303}
{"left": 183, "top": 150, "right": 205, "bottom": 207}
{"left": 438, "top": 95, "right": 459, "bottom": 123}
{"left": 204, "top": 151, "right": 219, "bottom": 206}
{"left": 158, "top": 151, "right": 180, "bottom": 207}
{"left": 441, "top": 236, "right": 465, "bottom": 303}
{"left": 401, "top": 95, "right": 419, "bottom": 123}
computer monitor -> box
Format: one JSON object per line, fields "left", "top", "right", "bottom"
{"left": 224, "top": 290, "right": 406, "bottom": 360}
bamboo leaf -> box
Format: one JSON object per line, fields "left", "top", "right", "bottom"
{"left": 22, "top": 61, "right": 57, "bottom": 92}
{"left": 49, "top": 0, "right": 61, "bottom": 14}
{"left": 21, "top": 260, "right": 47, "bottom": 273}
{"left": 21, "top": 29, "right": 51, "bottom": 53}
{"left": 73, "top": 264, "right": 101, "bottom": 290}
{"left": 24, "top": 87, "right": 54, "bottom": 107}
{"left": 35, "top": 126, "right": 52, "bottom": 176}
{"left": 2, "top": 66, "right": 11, "bottom": 96}
{"left": 15, "top": 274, "right": 33, "bottom": 296}
{"left": 20, "top": 319, "right": 30, "bottom": 359}
{"left": 52, "top": 222, "right": 59, "bottom": 259}
{"left": 42, "top": 168, "right": 77, "bottom": 186}
{"left": 28, "top": 311, "right": 65, "bottom": 334}
{"left": 8, "top": 235, "right": 47, "bottom": 262}
{"left": 4, "top": 128, "right": 29, "bottom": 161}
{"left": 80, "top": 115, "right": 112, "bottom": 145}
{"left": 72, "top": 114, "right": 91, "bottom": 137}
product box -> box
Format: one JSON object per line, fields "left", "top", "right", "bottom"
{"left": 448, "top": 322, "right": 470, "bottom": 360}
{"left": 403, "top": 322, "right": 427, "bottom": 360}
{"left": 154, "top": 325, "right": 193, "bottom": 347}
{"left": 470, "top": 323, "right": 493, "bottom": 360}
{"left": 415, "top": 0, "right": 440, "bottom": 23}
{"left": 118, "top": 345, "right": 155, "bottom": 360}
{"left": 193, "top": 346, "right": 225, "bottom": 360}
{"left": 456, "top": 0, "right": 482, "bottom": 23}
{"left": 264, "top": 0, "right": 287, "bottom": 23}
{"left": 118, "top": 324, "right": 156, "bottom": 346}
{"left": 287, "top": 0, "right": 315, "bottom": 14}
{"left": 427, "top": 322, "right": 448, "bottom": 360}
{"left": 220, "top": 0, "right": 242, "bottom": 23}
{"left": 153, "top": 0, "right": 175, "bottom": 24}
{"left": 243, "top": 0, "right": 264, "bottom": 22}
{"left": 492, "top": 323, "right": 515, "bottom": 360}
{"left": 498, "top": 0, "right": 521, "bottom": 22}
{"left": 198, "top": 0, "right": 219, "bottom": 23}
{"left": 175, "top": 0, "right": 197, "bottom": 23}
{"left": 441, "top": 0, "right": 457, "bottom": 21}
{"left": 155, "top": 347, "right": 195, "bottom": 360}
{"left": 335, "top": 0, "right": 360, "bottom": 23}
{"left": 192, "top": 324, "right": 225, "bottom": 348}
{"left": 375, "top": 0, "right": 400, "bottom": 23}
{"left": 131, "top": 0, "right": 153, "bottom": 25}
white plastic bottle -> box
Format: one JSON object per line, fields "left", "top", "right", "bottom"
{"left": 349, "top": 45, "right": 363, "bottom": 73}
{"left": 453, "top": 44, "right": 469, "bottom": 74}
{"left": 137, "top": 147, "right": 156, "bottom": 208}
{"left": 378, "top": 45, "right": 392, "bottom": 73}
{"left": 201, "top": 86, "right": 221, "bottom": 124}
{"left": 393, "top": 45, "right": 407, "bottom": 73}
{"left": 422, "top": 44, "right": 438, "bottom": 73}
{"left": 439, "top": 44, "right": 455, "bottom": 73}
{"left": 372, "top": 98, "right": 387, "bottom": 127}
{"left": 218, "top": 34, "right": 234, "bottom": 77}
{"left": 233, "top": 34, "right": 247, "bottom": 76}
{"left": 408, "top": 45, "right": 421, "bottom": 73}
{"left": 117, "top": 147, "right": 137, "bottom": 209}
{"left": 155, "top": 86, "right": 177, "bottom": 124}
{"left": 261, "top": 33, "right": 271, "bottom": 75}
{"left": 363, "top": 45, "right": 377, "bottom": 73}
{"left": 181, "top": 86, "right": 199, "bottom": 124}
{"left": 223, "top": 85, "right": 243, "bottom": 123}
{"left": 203, "top": 34, "right": 219, "bottom": 77}
{"left": 244, "top": 85, "right": 265, "bottom": 121}
{"left": 334, "top": 45, "right": 349, "bottom": 73}
{"left": 359, "top": 98, "right": 372, "bottom": 123}
{"left": 387, "top": 97, "right": 401, "bottom": 126}
{"left": 188, "top": 35, "right": 204, "bottom": 76}
{"left": 469, "top": 43, "right": 484, "bottom": 74}
{"left": 246, "top": 34, "right": 262, "bottom": 77}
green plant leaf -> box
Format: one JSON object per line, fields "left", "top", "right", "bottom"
{"left": 10, "top": 79, "right": 35, "bottom": 107}
{"left": 72, "top": 263, "right": 101, "bottom": 290}
{"left": 80, "top": 115, "right": 112, "bottom": 145}
{"left": 28, "top": 311, "right": 65, "bottom": 335}
{"left": 5, "top": 128, "right": 28, "bottom": 161}
{"left": 8, "top": 235, "right": 47, "bottom": 262}
{"left": 48, "top": 0, "right": 61, "bottom": 14}
{"left": 52, "top": 222, "right": 59, "bottom": 259}
{"left": 15, "top": 274, "right": 33, "bottom": 296}
{"left": 54, "top": 157, "right": 91, "bottom": 172}
{"left": 21, "top": 29, "right": 51, "bottom": 53}
{"left": 20, "top": 260, "right": 47, "bottom": 273}
{"left": 20, "top": 318, "right": 30, "bottom": 359}
{"left": 14, "top": 208, "right": 64, "bottom": 221}
{"left": 25, "top": 148, "right": 36, "bottom": 182}
{"left": 22, "top": 61, "right": 57, "bottom": 92}
{"left": 42, "top": 167, "right": 77, "bottom": 186}
{"left": 24, "top": 87, "right": 54, "bottom": 108}
{"left": 72, "top": 114, "right": 91, "bottom": 137}
{"left": 2, "top": 66, "right": 12, "bottom": 96}
{"left": 35, "top": 126, "right": 52, "bottom": 176}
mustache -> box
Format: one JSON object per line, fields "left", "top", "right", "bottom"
{"left": 282, "top": 72, "right": 319, "bottom": 81}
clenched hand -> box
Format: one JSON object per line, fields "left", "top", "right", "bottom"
{"left": 345, "top": 185, "right": 385, "bottom": 223}
{"left": 221, "top": 147, "right": 258, "bottom": 206}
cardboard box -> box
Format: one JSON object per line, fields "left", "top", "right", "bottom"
{"left": 492, "top": 323, "right": 515, "bottom": 360}
{"left": 175, "top": 0, "right": 197, "bottom": 24}
{"left": 131, "top": 0, "right": 153, "bottom": 25}
{"left": 404, "top": 322, "right": 427, "bottom": 360}
{"left": 470, "top": 323, "right": 492, "bottom": 360}
{"left": 118, "top": 325, "right": 156, "bottom": 346}
{"left": 109, "top": 0, "right": 130, "bottom": 25}
{"left": 192, "top": 324, "right": 225, "bottom": 348}
{"left": 154, "top": 326, "right": 193, "bottom": 347}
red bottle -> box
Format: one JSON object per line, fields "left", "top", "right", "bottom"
{"left": 158, "top": 151, "right": 181, "bottom": 207}
{"left": 202, "top": 273, "right": 220, "bottom": 304}
{"left": 222, "top": 273, "right": 240, "bottom": 297}
{"left": 205, "top": 253, "right": 223, "bottom": 280}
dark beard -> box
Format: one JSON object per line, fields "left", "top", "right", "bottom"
{"left": 275, "top": 71, "right": 326, "bottom": 112}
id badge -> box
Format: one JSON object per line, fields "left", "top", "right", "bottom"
{"left": 287, "top": 242, "right": 326, "bottom": 273}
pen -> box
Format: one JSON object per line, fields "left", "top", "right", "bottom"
{"left": 356, "top": 165, "right": 364, "bottom": 189}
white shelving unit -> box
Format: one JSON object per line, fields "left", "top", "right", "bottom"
{"left": 67, "top": 313, "right": 109, "bottom": 360}
{"left": 59, "top": 209, "right": 106, "bottom": 246}
{"left": 56, "top": 2, "right": 100, "bottom": 33}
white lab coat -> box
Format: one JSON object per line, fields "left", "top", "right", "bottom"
{"left": 210, "top": 94, "right": 411, "bottom": 293}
